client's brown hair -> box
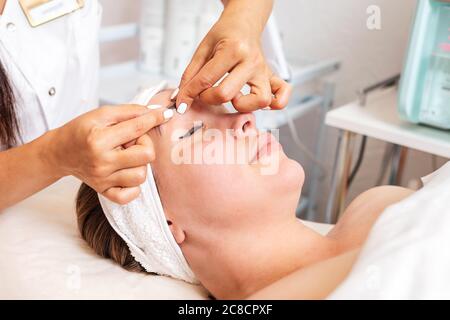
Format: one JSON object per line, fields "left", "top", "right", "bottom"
{"left": 75, "top": 183, "right": 145, "bottom": 273}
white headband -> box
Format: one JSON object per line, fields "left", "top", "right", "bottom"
{"left": 98, "top": 81, "right": 198, "bottom": 284}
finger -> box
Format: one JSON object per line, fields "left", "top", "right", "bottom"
{"left": 111, "top": 135, "right": 155, "bottom": 170}
{"left": 269, "top": 76, "right": 292, "bottom": 110}
{"left": 176, "top": 47, "right": 240, "bottom": 113}
{"left": 179, "top": 45, "right": 211, "bottom": 90}
{"left": 118, "top": 112, "right": 159, "bottom": 150}
{"left": 102, "top": 186, "right": 141, "bottom": 205}
{"left": 111, "top": 145, "right": 154, "bottom": 172}
{"left": 98, "top": 104, "right": 153, "bottom": 124}
{"left": 107, "top": 166, "right": 148, "bottom": 189}
{"left": 104, "top": 107, "right": 173, "bottom": 148}
{"left": 233, "top": 91, "right": 244, "bottom": 101}
{"left": 123, "top": 139, "right": 137, "bottom": 149}
{"left": 198, "top": 63, "right": 251, "bottom": 105}
{"left": 121, "top": 130, "right": 152, "bottom": 151}
{"left": 135, "top": 133, "right": 153, "bottom": 150}
{"left": 232, "top": 77, "right": 272, "bottom": 113}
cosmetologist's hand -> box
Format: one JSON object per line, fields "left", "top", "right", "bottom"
{"left": 48, "top": 105, "right": 173, "bottom": 204}
{"left": 175, "top": 0, "right": 292, "bottom": 114}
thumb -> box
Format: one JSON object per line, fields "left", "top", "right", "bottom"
{"left": 179, "top": 46, "right": 210, "bottom": 90}
{"left": 176, "top": 48, "right": 236, "bottom": 114}
{"left": 175, "top": 50, "right": 211, "bottom": 115}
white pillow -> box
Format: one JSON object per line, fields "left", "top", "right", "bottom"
{"left": 0, "top": 176, "right": 208, "bottom": 299}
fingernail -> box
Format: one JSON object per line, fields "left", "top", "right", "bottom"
{"left": 262, "top": 107, "right": 272, "bottom": 111}
{"left": 163, "top": 109, "right": 174, "bottom": 120}
{"left": 177, "top": 103, "right": 188, "bottom": 114}
{"left": 170, "top": 88, "right": 179, "bottom": 101}
{"left": 147, "top": 104, "right": 162, "bottom": 110}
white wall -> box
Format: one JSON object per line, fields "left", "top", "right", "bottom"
{"left": 274, "top": 0, "right": 416, "bottom": 105}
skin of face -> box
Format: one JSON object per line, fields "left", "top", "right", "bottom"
{"left": 147, "top": 90, "right": 305, "bottom": 297}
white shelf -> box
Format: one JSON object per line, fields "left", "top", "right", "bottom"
{"left": 325, "top": 88, "right": 450, "bottom": 159}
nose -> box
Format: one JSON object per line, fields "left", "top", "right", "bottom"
{"left": 231, "top": 113, "right": 257, "bottom": 138}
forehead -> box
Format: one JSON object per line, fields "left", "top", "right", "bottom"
{"left": 148, "top": 89, "right": 229, "bottom": 115}
{"left": 148, "top": 89, "right": 173, "bottom": 106}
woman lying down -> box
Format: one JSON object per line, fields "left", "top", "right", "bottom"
{"left": 75, "top": 82, "right": 449, "bottom": 299}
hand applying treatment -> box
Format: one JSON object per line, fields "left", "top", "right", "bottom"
{"left": 174, "top": 0, "right": 292, "bottom": 115}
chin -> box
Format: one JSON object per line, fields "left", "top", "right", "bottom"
{"left": 267, "top": 157, "right": 305, "bottom": 215}
{"left": 276, "top": 156, "right": 305, "bottom": 194}
{"left": 288, "top": 158, "right": 305, "bottom": 189}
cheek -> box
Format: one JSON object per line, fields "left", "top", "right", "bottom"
{"left": 158, "top": 162, "right": 255, "bottom": 226}
{"left": 155, "top": 163, "right": 226, "bottom": 214}
{"left": 177, "top": 165, "right": 238, "bottom": 209}
{"left": 154, "top": 142, "right": 305, "bottom": 227}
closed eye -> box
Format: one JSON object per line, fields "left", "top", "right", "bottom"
{"left": 179, "top": 122, "right": 204, "bottom": 139}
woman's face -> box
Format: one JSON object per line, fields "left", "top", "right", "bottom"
{"left": 147, "top": 90, "right": 305, "bottom": 240}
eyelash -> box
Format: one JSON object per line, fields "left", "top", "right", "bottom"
{"left": 180, "top": 122, "right": 204, "bottom": 139}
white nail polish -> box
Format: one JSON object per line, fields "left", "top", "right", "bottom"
{"left": 170, "top": 88, "right": 179, "bottom": 100}
{"left": 163, "top": 109, "right": 174, "bottom": 120}
{"left": 177, "top": 103, "right": 188, "bottom": 114}
{"left": 147, "top": 104, "right": 162, "bottom": 110}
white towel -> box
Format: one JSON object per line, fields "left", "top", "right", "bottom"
{"left": 98, "top": 81, "right": 198, "bottom": 284}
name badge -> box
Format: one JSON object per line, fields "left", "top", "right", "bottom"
{"left": 19, "top": 0, "right": 85, "bottom": 27}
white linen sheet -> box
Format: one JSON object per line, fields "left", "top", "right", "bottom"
{"left": 329, "top": 162, "right": 450, "bottom": 299}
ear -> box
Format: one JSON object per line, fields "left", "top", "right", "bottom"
{"left": 167, "top": 220, "right": 186, "bottom": 245}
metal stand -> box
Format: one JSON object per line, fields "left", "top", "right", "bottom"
{"left": 388, "top": 145, "right": 408, "bottom": 185}
{"left": 306, "top": 81, "right": 336, "bottom": 220}
{"left": 325, "top": 130, "right": 356, "bottom": 224}
{"left": 326, "top": 136, "right": 409, "bottom": 224}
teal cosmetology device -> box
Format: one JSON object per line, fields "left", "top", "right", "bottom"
{"left": 398, "top": 0, "right": 450, "bottom": 129}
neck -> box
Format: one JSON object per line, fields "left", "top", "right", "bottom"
{"left": 187, "top": 217, "right": 339, "bottom": 299}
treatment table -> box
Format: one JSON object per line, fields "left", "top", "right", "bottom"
{"left": 0, "top": 177, "right": 333, "bottom": 299}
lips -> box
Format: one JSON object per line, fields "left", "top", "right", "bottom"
{"left": 250, "top": 132, "right": 281, "bottom": 164}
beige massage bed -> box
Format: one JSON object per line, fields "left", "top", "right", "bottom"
{"left": 0, "top": 177, "right": 333, "bottom": 299}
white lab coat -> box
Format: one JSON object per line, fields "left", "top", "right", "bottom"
{"left": 0, "top": 0, "right": 102, "bottom": 149}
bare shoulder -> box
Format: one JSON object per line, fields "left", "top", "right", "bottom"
{"left": 328, "top": 186, "right": 415, "bottom": 248}
{"left": 248, "top": 249, "right": 361, "bottom": 300}
{"left": 345, "top": 186, "right": 415, "bottom": 217}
